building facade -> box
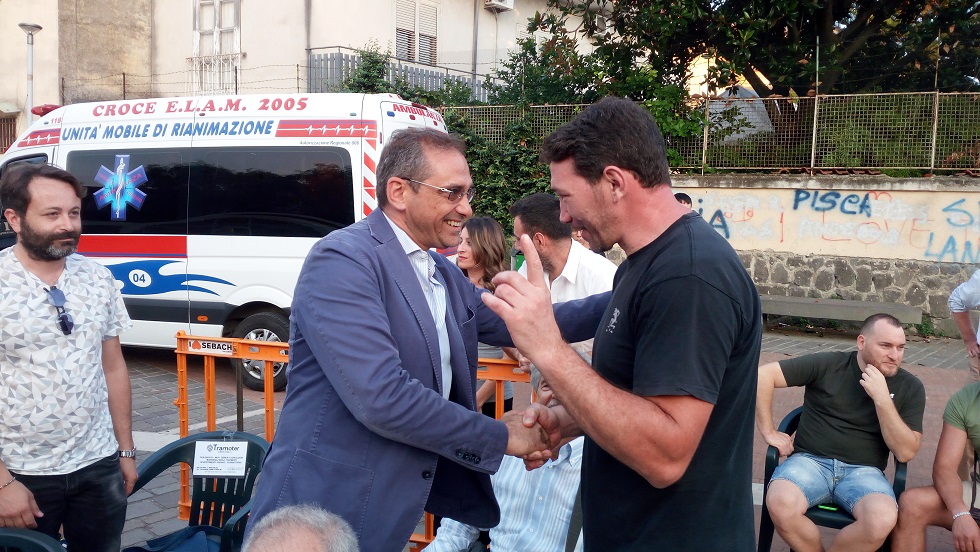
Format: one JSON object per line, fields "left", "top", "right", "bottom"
{"left": 0, "top": 0, "right": 551, "bottom": 149}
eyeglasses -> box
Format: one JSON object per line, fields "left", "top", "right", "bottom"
{"left": 45, "top": 286, "right": 74, "bottom": 335}
{"left": 401, "top": 177, "right": 476, "bottom": 203}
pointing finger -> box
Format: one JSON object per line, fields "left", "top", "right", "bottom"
{"left": 515, "top": 234, "right": 547, "bottom": 289}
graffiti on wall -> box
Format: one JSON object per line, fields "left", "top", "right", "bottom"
{"left": 686, "top": 188, "right": 979, "bottom": 262}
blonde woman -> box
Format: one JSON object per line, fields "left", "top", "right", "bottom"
{"left": 456, "top": 216, "right": 517, "bottom": 416}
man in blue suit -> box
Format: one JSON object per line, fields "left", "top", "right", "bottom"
{"left": 247, "top": 128, "right": 605, "bottom": 552}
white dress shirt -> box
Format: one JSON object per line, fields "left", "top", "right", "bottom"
{"left": 383, "top": 213, "right": 452, "bottom": 398}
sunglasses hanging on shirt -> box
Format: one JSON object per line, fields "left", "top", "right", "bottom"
{"left": 45, "top": 286, "right": 74, "bottom": 335}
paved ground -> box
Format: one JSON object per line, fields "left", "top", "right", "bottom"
{"left": 120, "top": 327, "right": 972, "bottom": 551}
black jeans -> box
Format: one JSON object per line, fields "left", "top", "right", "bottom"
{"left": 480, "top": 398, "right": 514, "bottom": 418}
{"left": 13, "top": 454, "right": 127, "bottom": 552}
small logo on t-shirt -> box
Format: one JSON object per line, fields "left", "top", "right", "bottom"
{"left": 606, "top": 308, "right": 620, "bottom": 334}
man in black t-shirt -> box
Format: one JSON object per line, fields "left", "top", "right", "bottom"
{"left": 757, "top": 313, "right": 926, "bottom": 552}
{"left": 482, "top": 96, "right": 762, "bottom": 550}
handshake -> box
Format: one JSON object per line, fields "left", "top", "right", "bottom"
{"left": 501, "top": 402, "right": 564, "bottom": 463}
{"left": 501, "top": 351, "right": 582, "bottom": 465}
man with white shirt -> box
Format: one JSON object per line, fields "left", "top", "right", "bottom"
{"left": 511, "top": 193, "right": 617, "bottom": 359}
{"left": 950, "top": 270, "right": 980, "bottom": 382}
{"left": 428, "top": 369, "right": 584, "bottom": 552}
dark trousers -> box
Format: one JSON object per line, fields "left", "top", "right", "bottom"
{"left": 12, "top": 454, "right": 127, "bottom": 552}
{"left": 479, "top": 398, "right": 514, "bottom": 419}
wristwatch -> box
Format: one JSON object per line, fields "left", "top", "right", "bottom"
{"left": 119, "top": 447, "right": 137, "bottom": 458}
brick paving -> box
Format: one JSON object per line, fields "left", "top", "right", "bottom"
{"left": 123, "top": 352, "right": 275, "bottom": 549}
{"left": 120, "top": 329, "right": 970, "bottom": 551}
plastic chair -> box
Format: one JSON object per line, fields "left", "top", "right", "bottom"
{"left": 757, "top": 407, "right": 907, "bottom": 552}
{"left": 130, "top": 431, "right": 270, "bottom": 552}
{"left": 0, "top": 528, "right": 64, "bottom": 552}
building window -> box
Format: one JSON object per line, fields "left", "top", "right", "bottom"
{"left": 395, "top": 0, "right": 438, "bottom": 65}
{"left": 0, "top": 118, "right": 17, "bottom": 153}
{"left": 195, "top": 0, "right": 239, "bottom": 57}
{"left": 191, "top": 0, "right": 241, "bottom": 94}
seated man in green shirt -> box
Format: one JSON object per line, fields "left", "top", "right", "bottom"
{"left": 892, "top": 381, "right": 980, "bottom": 551}
{"left": 757, "top": 313, "right": 926, "bottom": 552}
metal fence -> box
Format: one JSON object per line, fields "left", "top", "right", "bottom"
{"left": 445, "top": 92, "right": 980, "bottom": 172}
{"left": 60, "top": 63, "right": 311, "bottom": 104}
{"left": 307, "top": 47, "right": 494, "bottom": 102}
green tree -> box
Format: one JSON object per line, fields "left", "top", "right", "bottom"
{"left": 487, "top": 34, "right": 601, "bottom": 105}
{"left": 546, "top": 0, "right": 979, "bottom": 96}
{"left": 342, "top": 40, "right": 393, "bottom": 94}
{"left": 443, "top": 108, "right": 552, "bottom": 231}
{"left": 487, "top": 17, "right": 706, "bottom": 166}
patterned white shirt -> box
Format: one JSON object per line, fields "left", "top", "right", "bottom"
{"left": 0, "top": 249, "right": 132, "bottom": 475}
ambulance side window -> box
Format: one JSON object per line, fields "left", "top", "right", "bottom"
{"left": 0, "top": 155, "right": 48, "bottom": 174}
{"left": 68, "top": 149, "right": 189, "bottom": 235}
{"left": 189, "top": 146, "right": 355, "bottom": 237}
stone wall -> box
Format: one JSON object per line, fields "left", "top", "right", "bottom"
{"left": 737, "top": 250, "right": 972, "bottom": 334}
{"left": 671, "top": 174, "right": 980, "bottom": 335}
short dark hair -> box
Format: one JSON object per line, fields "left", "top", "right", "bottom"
{"left": 376, "top": 128, "right": 467, "bottom": 209}
{"left": 509, "top": 193, "right": 571, "bottom": 241}
{"left": 860, "top": 313, "right": 903, "bottom": 336}
{"left": 674, "top": 192, "right": 692, "bottom": 204}
{"left": 0, "top": 163, "right": 85, "bottom": 216}
{"left": 540, "top": 96, "right": 671, "bottom": 189}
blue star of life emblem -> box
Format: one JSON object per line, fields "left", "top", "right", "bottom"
{"left": 93, "top": 155, "right": 148, "bottom": 221}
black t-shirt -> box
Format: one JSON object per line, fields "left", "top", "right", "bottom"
{"left": 780, "top": 350, "right": 926, "bottom": 469}
{"left": 583, "top": 212, "right": 762, "bottom": 551}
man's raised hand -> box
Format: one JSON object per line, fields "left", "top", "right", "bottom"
{"left": 481, "top": 235, "right": 564, "bottom": 364}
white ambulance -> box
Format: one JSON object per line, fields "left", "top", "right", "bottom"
{"left": 0, "top": 93, "right": 447, "bottom": 390}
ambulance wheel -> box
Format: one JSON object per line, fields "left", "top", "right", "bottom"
{"left": 232, "top": 312, "right": 289, "bottom": 392}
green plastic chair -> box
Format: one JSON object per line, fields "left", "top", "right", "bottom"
{"left": 757, "top": 407, "right": 907, "bottom": 552}
{"left": 0, "top": 528, "right": 64, "bottom": 552}
{"left": 130, "top": 431, "right": 270, "bottom": 552}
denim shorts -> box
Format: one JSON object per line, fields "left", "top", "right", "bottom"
{"left": 770, "top": 452, "right": 896, "bottom": 514}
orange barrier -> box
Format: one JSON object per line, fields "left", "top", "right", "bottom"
{"left": 173, "top": 331, "right": 287, "bottom": 518}
{"left": 171, "top": 334, "right": 527, "bottom": 542}
{"left": 478, "top": 357, "right": 532, "bottom": 419}
{"left": 408, "top": 357, "right": 529, "bottom": 549}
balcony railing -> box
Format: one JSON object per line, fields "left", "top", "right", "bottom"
{"left": 188, "top": 53, "right": 242, "bottom": 95}
{"left": 307, "top": 46, "right": 495, "bottom": 102}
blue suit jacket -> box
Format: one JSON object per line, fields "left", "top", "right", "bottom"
{"left": 247, "top": 210, "right": 607, "bottom": 551}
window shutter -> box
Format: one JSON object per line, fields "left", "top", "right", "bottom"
{"left": 417, "top": 3, "right": 438, "bottom": 65}
{"left": 395, "top": 0, "right": 416, "bottom": 61}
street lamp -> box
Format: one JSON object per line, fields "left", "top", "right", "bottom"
{"left": 18, "top": 22, "right": 42, "bottom": 123}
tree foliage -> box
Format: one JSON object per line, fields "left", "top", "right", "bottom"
{"left": 486, "top": 18, "right": 706, "bottom": 166}
{"left": 486, "top": 35, "right": 602, "bottom": 105}
{"left": 545, "top": 0, "right": 979, "bottom": 96}
{"left": 444, "top": 109, "right": 553, "bottom": 232}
